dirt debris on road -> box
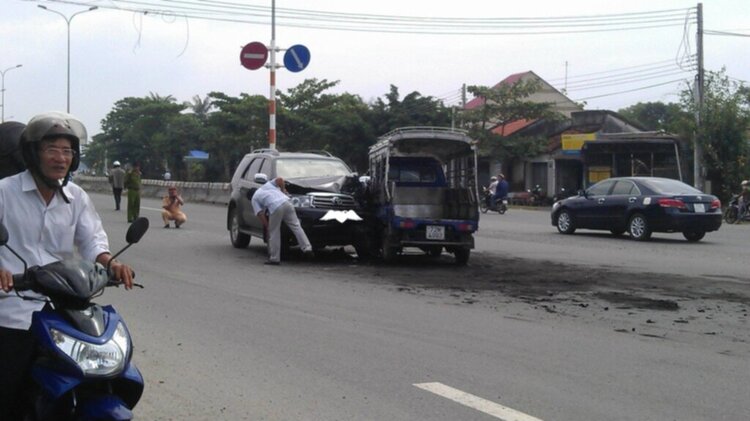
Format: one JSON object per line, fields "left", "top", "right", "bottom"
{"left": 313, "top": 248, "right": 749, "bottom": 354}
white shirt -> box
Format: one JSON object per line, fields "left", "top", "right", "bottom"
{"left": 0, "top": 171, "right": 110, "bottom": 329}
{"left": 251, "top": 178, "right": 290, "bottom": 215}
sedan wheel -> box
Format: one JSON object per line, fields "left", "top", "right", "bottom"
{"left": 556, "top": 210, "right": 576, "bottom": 234}
{"left": 229, "top": 207, "right": 251, "bottom": 248}
{"left": 628, "top": 213, "right": 652, "bottom": 241}
{"left": 683, "top": 231, "right": 706, "bottom": 242}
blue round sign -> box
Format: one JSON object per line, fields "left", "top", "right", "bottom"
{"left": 283, "top": 44, "right": 311, "bottom": 73}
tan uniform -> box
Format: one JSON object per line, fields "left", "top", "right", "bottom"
{"left": 161, "top": 193, "right": 187, "bottom": 227}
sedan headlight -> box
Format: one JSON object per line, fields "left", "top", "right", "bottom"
{"left": 290, "top": 195, "right": 312, "bottom": 208}
{"left": 50, "top": 322, "right": 130, "bottom": 376}
{"left": 552, "top": 201, "right": 561, "bottom": 211}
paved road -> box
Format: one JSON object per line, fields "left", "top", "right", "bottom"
{"left": 91, "top": 194, "right": 748, "bottom": 420}
{"left": 476, "top": 207, "right": 749, "bottom": 284}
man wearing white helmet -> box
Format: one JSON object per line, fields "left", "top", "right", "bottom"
{"left": 109, "top": 160, "right": 126, "bottom": 211}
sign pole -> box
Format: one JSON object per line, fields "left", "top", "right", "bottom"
{"left": 268, "top": 0, "right": 277, "bottom": 150}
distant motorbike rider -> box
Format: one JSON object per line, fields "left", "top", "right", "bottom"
{"left": 485, "top": 176, "right": 498, "bottom": 207}
{"left": 738, "top": 180, "right": 750, "bottom": 222}
{"left": 492, "top": 173, "right": 509, "bottom": 207}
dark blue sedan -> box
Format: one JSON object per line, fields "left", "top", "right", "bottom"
{"left": 551, "top": 177, "right": 722, "bottom": 242}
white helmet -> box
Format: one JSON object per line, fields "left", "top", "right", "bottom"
{"left": 742, "top": 180, "right": 749, "bottom": 186}
{"left": 113, "top": 160, "right": 121, "bottom": 167}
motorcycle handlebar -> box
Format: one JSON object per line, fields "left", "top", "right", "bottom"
{"left": 11, "top": 273, "right": 31, "bottom": 291}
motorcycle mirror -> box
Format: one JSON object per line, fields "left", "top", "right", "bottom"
{"left": 0, "top": 223, "right": 7, "bottom": 246}
{"left": 126, "top": 217, "right": 150, "bottom": 244}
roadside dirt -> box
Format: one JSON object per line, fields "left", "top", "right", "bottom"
{"left": 313, "top": 248, "right": 750, "bottom": 356}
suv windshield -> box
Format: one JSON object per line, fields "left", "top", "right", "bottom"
{"left": 276, "top": 158, "right": 351, "bottom": 179}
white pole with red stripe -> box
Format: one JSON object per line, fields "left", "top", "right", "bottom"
{"left": 268, "top": 0, "right": 277, "bottom": 150}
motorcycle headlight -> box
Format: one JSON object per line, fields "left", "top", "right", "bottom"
{"left": 290, "top": 195, "right": 312, "bottom": 208}
{"left": 50, "top": 322, "right": 130, "bottom": 376}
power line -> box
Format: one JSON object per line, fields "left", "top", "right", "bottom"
{"left": 572, "top": 78, "right": 687, "bottom": 102}
{"left": 45, "top": 0, "right": 695, "bottom": 35}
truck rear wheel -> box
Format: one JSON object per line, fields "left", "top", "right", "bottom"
{"left": 454, "top": 247, "right": 470, "bottom": 266}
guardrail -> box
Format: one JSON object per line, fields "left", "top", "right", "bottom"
{"left": 73, "top": 176, "right": 230, "bottom": 205}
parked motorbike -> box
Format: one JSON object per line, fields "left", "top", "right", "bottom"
{"left": 527, "top": 184, "right": 545, "bottom": 206}
{"left": 723, "top": 194, "right": 750, "bottom": 224}
{"left": 0, "top": 217, "right": 149, "bottom": 421}
{"left": 480, "top": 187, "right": 508, "bottom": 214}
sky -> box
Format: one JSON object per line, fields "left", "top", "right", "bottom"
{"left": 1, "top": 0, "right": 749, "bottom": 142}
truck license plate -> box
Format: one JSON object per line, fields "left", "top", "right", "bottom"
{"left": 426, "top": 225, "right": 445, "bottom": 240}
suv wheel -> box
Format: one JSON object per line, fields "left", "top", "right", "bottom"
{"left": 229, "top": 207, "right": 250, "bottom": 248}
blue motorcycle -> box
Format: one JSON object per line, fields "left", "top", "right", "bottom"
{"left": 0, "top": 218, "right": 149, "bottom": 421}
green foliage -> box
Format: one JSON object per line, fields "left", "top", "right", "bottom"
{"left": 464, "top": 79, "right": 562, "bottom": 161}
{"left": 617, "top": 102, "right": 692, "bottom": 134}
{"left": 82, "top": 79, "right": 486, "bottom": 181}
{"left": 679, "top": 69, "right": 750, "bottom": 199}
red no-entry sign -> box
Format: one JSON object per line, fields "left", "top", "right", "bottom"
{"left": 240, "top": 42, "right": 268, "bottom": 70}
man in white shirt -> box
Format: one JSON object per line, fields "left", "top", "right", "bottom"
{"left": 251, "top": 176, "right": 313, "bottom": 265}
{"left": 0, "top": 112, "right": 135, "bottom": 421}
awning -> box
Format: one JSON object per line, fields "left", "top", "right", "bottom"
{"left": 184, "top": 150, "right": 210, "bottom": 160}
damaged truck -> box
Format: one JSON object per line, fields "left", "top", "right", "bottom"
{"left": 366, "top": 127, "right": 480, "bottom": 265}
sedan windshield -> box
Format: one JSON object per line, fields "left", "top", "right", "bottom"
{"left": 642, "top": 178, "right": 702, "bottom": 195}
{"left": 276, "top": 158, "right": 351, "bottom": 179}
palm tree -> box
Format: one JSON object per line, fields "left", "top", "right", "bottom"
{"left": 184, "top": 95, "right": 213, "bottom": 122}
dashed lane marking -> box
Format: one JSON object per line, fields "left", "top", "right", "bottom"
{"left": 414, "top": 382, "right": 543, "bottom": 421}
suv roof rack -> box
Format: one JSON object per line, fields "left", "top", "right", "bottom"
{"left": 251, "top": 148, "right": 280, "bottom": 155}
{"left": 297, "top": 150, "right": 334, "bottom": 157}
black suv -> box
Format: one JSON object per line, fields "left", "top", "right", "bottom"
{"left": 227, "top": 149, "right": 372, "bottom": 257}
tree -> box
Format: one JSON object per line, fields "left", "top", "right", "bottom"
{"left": 464, "top": 79, "right": 562, "bottom": 162}
{"left": 369, "top": 85, "right": 452, "bottom": 136}
{"left": 204, "top": 91, "right": 269, "bottom": 181}
{"left": 184, "top": 95, "right": 213, "bottom": 122}
{"left": 618, "top": 101, "right": 692, "bottom": 133}
{"left": 277, "top": 78, "right": 376, "bottom": 172}
{"left": 680, "top": 69, "right": 750, "bottom": 199}
{"left": 95, "top": 94, "right": 187, "bottom": 178}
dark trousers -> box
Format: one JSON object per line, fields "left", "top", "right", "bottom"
{"left": 113, "top": 187, "right": 123, "bottom": 210}
{"left": 0, "top": 326, "right": 35, "bottom": 421}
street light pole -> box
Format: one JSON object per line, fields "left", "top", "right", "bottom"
{"left": 38, "top": 5, "right": 98, "bottom": 113}
{"left": 1, "top": 64, "right": 22, "bottom": 123}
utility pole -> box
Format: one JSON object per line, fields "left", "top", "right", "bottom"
{"left": 268, "top": 0, "right": 277, "bottom": 150}
{"left": 694, "top": 3, "right": 705, "bottom": 190}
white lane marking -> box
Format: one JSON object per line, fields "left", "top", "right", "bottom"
{"left": 141, "top": 206, "right": 163, "bottom": 212}
{"left": 414, "top": 382, "right": 543, "bottom": 421}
